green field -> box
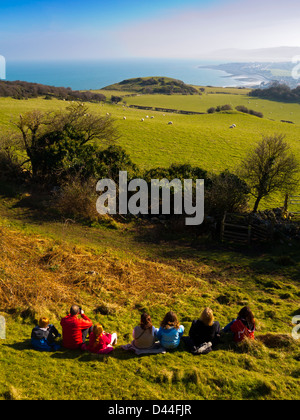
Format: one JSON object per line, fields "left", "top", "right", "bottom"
{"left": 0, "top": 85, "right": 300, "bottom": 400}
{"left": 1, "top": 86, "right": 299, "bottom": 208}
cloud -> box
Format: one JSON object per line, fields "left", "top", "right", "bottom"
{"left": 118, "top": 0, "right": 300, "bottom": 58}
{"left": 2, "top": 0, "right": 300, "bottom": 60}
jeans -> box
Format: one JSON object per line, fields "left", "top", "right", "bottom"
{"left": 222, "top": 319, "right": 236, "bottom": 333}
{"left": 82, "top": 326, "right": 93, "bottom": 343}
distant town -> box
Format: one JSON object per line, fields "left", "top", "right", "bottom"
{"left": 200, "top": 62, "right": 299, "bottom": 88}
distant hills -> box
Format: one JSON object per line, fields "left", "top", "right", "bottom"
{"left": 0, "top": 80, "right": 106, "bottom": 102}
{"left": 202, "top": 46, "right": 300, "bottom": 62}
{"left": 103, "top": 77, "right": 199, "bottom": 95}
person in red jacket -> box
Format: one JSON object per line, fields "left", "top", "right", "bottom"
{"left": 223, "top": 306, "right": 255, "bottom": 343}
{"left": 60, "top": 305, "right": 93, "bottom": 349}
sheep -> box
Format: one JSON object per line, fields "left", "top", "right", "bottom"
{"left": 168, "top": 121, "right": 173, "bottom": 125}
{"left": 146, "top": 115, "right": 149, "bottom": 119}
{"left": 229, "top": 124, "right": 236, "bottom": 128}
{"left": 151, "top": 116, "right": 154, "bottom": 119}
{"left": 123, "top": 117, "right": 126, "bottom": 120}
{"left": 141, "top": 118, "right": 144, "bottom": 122}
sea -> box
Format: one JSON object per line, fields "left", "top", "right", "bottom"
{"left": 5, "top": 58, "right": 248, "bottom": 91}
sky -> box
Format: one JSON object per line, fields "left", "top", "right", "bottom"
{"left": 0, "top": 0, "right": 300, "bottom": 61}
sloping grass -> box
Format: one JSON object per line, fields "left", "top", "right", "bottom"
{"left": 1, "top": 93, "right": 300, "bottom": 212}
{"left": 1, "top": 85, "right": 300, "bottom": 400}
{"left": 0, "top": 205, "right": 299, "bottom": 400}
{"left": 122, "top": 90, "right": 300, "bottom": 125}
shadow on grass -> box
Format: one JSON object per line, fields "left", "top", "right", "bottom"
{"left": 3, "top": 335, "right": 235, "bottom": 362}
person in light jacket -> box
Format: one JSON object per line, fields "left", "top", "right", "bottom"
{"left": 156, "top": 311, "right": 184, "bottom": 350}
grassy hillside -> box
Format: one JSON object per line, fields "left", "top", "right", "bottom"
{"left": 2, "top": 86, "right": 299, "bottom": 209}
{"left": 0, "top": 200, "right": 299, "bottom": 400}
{"left": 0, "top": 84, "right": 300, "bottom": 400}
{"left": 102, "top": 77, "right": 199, "bottom": 95}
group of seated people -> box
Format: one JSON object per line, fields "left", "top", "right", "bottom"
{"left": 31, "top": 304, "right": 256, "bottom": 355}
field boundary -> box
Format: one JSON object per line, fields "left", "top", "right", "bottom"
{"left": 128, "top": 104, "right": 206, "bottom": 115}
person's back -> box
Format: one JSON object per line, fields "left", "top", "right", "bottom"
{"left": 156, "top": 311, "right": 184, "bottom": 350}
{"left": 229, "top": 306, "right": 256, "bottom": 343}
{"left": 60, "top": 305, "right": 93, "bottom": 349}
{"left": 31, "top": 317, "right": 61, "bottom": 351}
{"left": 133, "top": 325, "right": 157, "bottom": 349}
{"left": 157, "top": 325, "right": 184, "bottom": 349}
{"left": 231, "top": 318, "right": 255, "bottom": 342}
{"left": 82, "top": 323, "right": 117, "bottom": 354}
{"left": 189, "top": 319, "right": 220, "bottom": 347}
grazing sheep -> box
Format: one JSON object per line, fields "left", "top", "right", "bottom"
{"left": 106, "top": 113, "right": 110, "bottom": 116}
{"left": 123, "top": 117, "right": 126, "bottom": 120}
{"left": 151, "top": 116, "right": 154, "bottom": 119}
{"left": 168, "top": 121, "right": 173, "bottom": 125}
{"left": 229, "top": 124, "right": 236, "bottom": 128}
{"left": 141, "top": 118, "right": 144, "bottom": 122}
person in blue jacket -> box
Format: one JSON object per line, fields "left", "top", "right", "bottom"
{"left": 156, "top": 311, "right": 184, "bottom": 350}
{"left": 31, "top": 317, "right": 61, "bottom": 351}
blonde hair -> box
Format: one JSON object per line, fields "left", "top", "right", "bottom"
{"left": 200, "top": 308, "right": 214, "bottom": 327}
{"left": 38, "top": 317, "right": 50, "bottom": 328}
{"left": 93, "top": 323, "right": 104, "bottom": 348}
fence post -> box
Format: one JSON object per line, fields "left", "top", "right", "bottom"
{"left": 221, "top": 212, "right": 226, "bottom": 242}
{"left": 248, "top": 224, "right": 251, "bottom": 244}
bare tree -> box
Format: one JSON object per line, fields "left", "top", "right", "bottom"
{"left": 239, "top": 134, "right": 299, "bottom": 212}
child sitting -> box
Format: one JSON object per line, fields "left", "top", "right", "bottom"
{"left": 223, "top": 306, "right": 256, "bottom": 343}
{"left": 31, "top": 317, "right": 61, "bottom": 351}
{"left": 81, "top": 323, "right": 117, "bottom": 354}
{"left": 133, "top": 313, "right": 158, "bottom": 349}
{"left": 156, "top": 311, "right": 184, "bottom": 350}
{"left": 187, "top": 307, "right": 220, "bottom": 355}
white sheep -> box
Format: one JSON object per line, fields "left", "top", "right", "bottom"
{"left": 151, "top": 116, "right": 154, "bottom": 119}
{"left": 168, "top": 121, "right": 173, "bottom": 125}
{"left": 141, "top": 118, "right": 144, "bottom": 122}
{"left": 123, "top": 117, "right": 126, "bottom": 120}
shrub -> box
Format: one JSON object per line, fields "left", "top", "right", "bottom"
{"left": 0, "top": 134, "right": 25, "bottom": 181}
{"left": 236, "top": 105, "right": 263, "bottom": 118}
{"left": 220, "top": 104, "right": 232, "bottom": 111}
{"left": 54, "top": 175, "right": 99, "bottom": 222}
{"left": 206, "top": 170, "right": 250, "bottom": 219}
{"left": 207, "top": 107, "right": 216, "bottom": 114}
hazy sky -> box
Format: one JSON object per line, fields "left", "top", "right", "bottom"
{"left": 1, "top": 0, "right": 300, "bottom": 60}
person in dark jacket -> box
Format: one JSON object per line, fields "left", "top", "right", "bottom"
{"left": 31, "top": 317, "right": 61, "bottom": 351}
{"left": 186, "top": 308, "right": 220, "bottom": 354}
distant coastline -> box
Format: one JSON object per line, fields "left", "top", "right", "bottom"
{"left": 5, "top": 59, "right": 260, "bottom": 91}
{"left": 199, "top": 61, "right": 298, "bottom": 88}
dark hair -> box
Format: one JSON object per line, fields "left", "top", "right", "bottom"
{"left": 70, "top": 305, "right": 80, "bottom": 316}
{"left": 238, "top": 306, "right": 255, "bottom": 327}
{"left": 140, "top": 313, "right": 152, "bottom": 330}
{"left": 161, "top": 311, "right": 180, "bottom": 330}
